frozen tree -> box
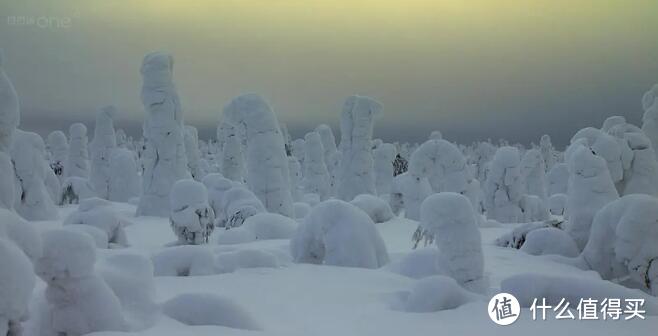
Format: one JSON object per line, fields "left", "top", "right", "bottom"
{"left": 373, "top": 143, "right": 396, "bottom": 195}
{"left": 184, "top": 125, "right": 206, "bottom": 181}
{"left": 288, "top": 156, "right": 303, "bottom": 201}
{"left": 565, "top": 145, "right": 619, "bottom": 249}
{"left": 337, "top": 95, "right": 381, "bottom": 201}
{"left": 169, "top": 179, "right": 215, "bottom": 245}
{"left": 0, "top": 238, "right": 35, "bottom": 336}
{"left": 539, "top": 134, "right": 557, "bottom": 172}
{"left": 291, "top": 199, "right": 389, "bottom": 268}
{"left": 291, "top": 138, "right": 305, "bottom": 169}
{"left": 11, "top": 130, "right": 58, "bottom": 220}
{"left": 392, "top": 153, "right": 408, "bottom": 177}
{"left": 108, "top": 148, "right": 141, "bottom": 202}
{"left": 410, "top": 139, "right": 472, "bottom": 198}
{"left": 35, "top": 229, "right": 127, "bottom": 336}
{"left": 547, "top": 163, "right": 568, "bottom": 196}
{"left": 63, "top": 197, "right": 130, "bottom": 247}
{"left": 47, "top": 131, "right": 68, "bottom": 182}
{"left": 0, "top": 153, "right": 14, "bottom": 210}
{"left": 59, "top": 177, "right": 95, "bottom": 205}
{"left": 420, "top": 193, "right": 485, "bottom": 292}
{"left": 519, "top": 194, "right": 550, "bottom": 222}
{"left": 580, "top": 194, "right": 658, "bottom": 295}
{"left": 548, "top": 193, "right": 567, "bottom": 216}
{"left": 220, "top": 122, "right": 245, "bottom": 183}
{"left": 620, "top": 132, "right": 658, "bottom": 196}
{"left": 90, "top": 105, "right": 118, "bottom": 199}
{"left": 115, "top": 128, "right": 128, "bottom": 148}
{"left": 350, "top": 194, "right": 395, "bottom": 223}
{"left": 429, "top": 130, "right": 442, "bottom": 140}
{"left": 315, "top": 124, "right": 339, "bottom": 195}
{"left": 217, "top": 186, "right": 266, "bottom": 229}
{"left": 483, "top": 146, "right": 523, "bottom": 223}
{"left": 602, "top": 116, "right": 627, "bottom": 132}
{"left": 223, "top": 94, "right": 293, "bottom": 216}
{"left": 641, "top": 84, "right": 658, "bottom": 157}
{"left": 65, "top": 123, "right": 90, "bottom": 178}
{"left": 0, "top": 51, "right": 19, "bottom": 154}
{"left": 201, "top": 173, "right": 234, "bottom": 226}
{"left": 571, "top": 127, "right": 629, "bottom": 188}
{"left": 137, "top": 52, "right": 190, "bottom": 216}
{"left": 302, "top": 131, "right": 330, "bottom": 200}
{"left": 520, "top": 149, "right": 547, "bottom": 200}
{"left": 395, "top": 172, "right": 433, "bottom": 221}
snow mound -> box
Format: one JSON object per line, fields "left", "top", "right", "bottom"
{"left": 501, "top": 273, "right": 658, "bottom": 314}
{"left": 152, "top": 245, "right": 215, "bottom": 276}
{"left": 400, "top": 276, "right": 480, "bottom": 313}
{"left": 169, "top": 179, "right": 215, "bottom": 245}
{"left": 36, "top": 229, "right": 97, "bottom": 281}
{"left": 291, "top": 199, "right": 390, "bottom": 268}
{"left": 214, "top": 228, "right": 257, "bottom": 245}
{"left": 494, "top": 219, "right": 563, "bottom": 249}
{"left": 215, "top": 249, "right": 280, "bottom": 273}
{"left": 64, "top": 224, "right": 109, "bottom": 248}
{"left": 161, "top": 293, "right": 261, "bottom": 330}
{"left": 98, "top": 253, "right": 158, "bottom": 331}
{"left": 0, "top": 208, "right": 42, "bottom": 261}
{"left": 0, "top": 238, "right": 35, "bottom": 335}
{"left": 63, "top": 197, "right": 130, "bottom": 247}
{"left": 241, "top": 213, "right": 297, "bottom": 240}
{"left": 385, "top": 247, "right": 442, "bottom": 279}
{"left": 520, "top": 227, "right": 579, "bottom": 257}
{"left": 293, "top": 202, "right": 311, "bottom": 220}
{"left": 350, "top": 194, "right": 395, "bottom": 223}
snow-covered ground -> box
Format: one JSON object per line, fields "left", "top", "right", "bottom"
{"left": 20, "top": 204, "right": 657, "bottom": 336}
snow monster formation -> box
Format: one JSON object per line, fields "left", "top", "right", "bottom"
{"left": 223, "top": 94, "right": 293, "bottom": 217}
{"left": 337, "top": 95, "right": 382, "bottom": 201}
{"left": 90, "top": 105, "right": 118, "bottom": 199}
{"left": 137, "top": 52, "right": 190, "bottom": 216}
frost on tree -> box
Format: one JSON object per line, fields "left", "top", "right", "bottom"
{"left": 539, "top": 134, "right": 557, "bottom": 172}
{"left": 580, "top": 194, "right": 658, "bottom": 295}
{"left": 65, "top": 123, "right": 90, "bottom": 178}
{"left": 47, "top": 130, "right": 68, "bottom": 183}
{"left": 90, "top": 105, "right": 118, "bottom": 199}
{"left": 420, "top": 193, "right": 485, "bottom": 292}
{"left": 641, "top": 84, "right": 658, "bottom": 157}
{"left": 59, "top": 176, "right": 95, "bottom": 205}
{"left": 219, "top": 122, "right": 245, "bottom": 183}
{"left": 108, "top": 148, "right": 141, "bottom": 202}
{"left": 483, "top": 146, "right": 523, "bottom": 223}
{"left": 0, "top": 51, "right": 19, "bottom": 154}
{"left": 184, "top": 125, "right": 206, "bottom": 181}
{"left": 35, "top": 229, "right": 127, "bottom": 336}
{"left": 315, "top": 124, "right": 339, "bottom": 195}
{"left": 571, "top": 127, "right": 630, "bottom": 190}
{"left": 288, "top": 156, "right": 303, "bottom": 201}
{"left": 0, "top": 152, "right": 15, "bottom": 210}
{"left": 169, "top": 179, "right": 215, "bottom": 245}
{"left": 291, "top": 199, "right": 389, "bottom": 268}
{"left": 217, "top": 186, "right": 265, "bottom": 229}
{"left": 137, "top": 52, "right": 190, "bottom": 217}
{"left": 202, "top": 173, "right": 235, "bottom": 227}
{"left": 302, "top": 131, "right": 330, "bottom": 200}
{"left": 223, "top": 94, "right": 293, "bottom": 217}
{"left": 520, "top": 149, "right": 547, "bottom": 200}
{"left": 565, "top": 145, "right": 619, "bottom": 250}
{"left": 547, "top": 163, "right": 568, "bottom": 196}
{"left": 373, "top": 143, "right": 396, "bottom": 195}
{"left": 337, "top": 95, "right": 382, "bottom": 201}
{"left": 291, "top": 138, "right": 305, "bottom": 170}
{"left": 395, "top": 172, "right": 432, "bottom": 221}
{"left": 620, "top": 132, "right": 658, "bottom": 197}
{"left": 11, "top": 130, "right": 58, "bottom": 220}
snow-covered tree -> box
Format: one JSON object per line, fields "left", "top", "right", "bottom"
{"left": 520, "top": 149, "right": 547, "bottom": 200}
{"left": 302, "top": 131, "right": 330, "bottom": 200}
{"left": 315, "top": 124, "right": 339, "bottom": 195}
{"left": 571, "top": 127, "right": 629, "bottom": 189}
{"left": 0, "top": 51, "right": 19, "bottom": 154}
{"left": 216, "top": 186, "right": 266, "bottom": 229}
{"left": 373, "top": 143, "right": 396, "bottom": 195}
{"left": 288, "top": 156, "right": 303, "bottom": 202}
{"left": 35, "top": 229, "right": 127, "bottom": 335}
{"left": 169, "top": 179, "right": 215, "bottom": 245}
{"left": 291, "top": 138, "right": 305, "bottom": 169}
{"left": 0, "top": 237, "right": 35, "bottom": 336}
{"left": 223, "top": 94, "right": 293, "bottom": 216}
{"left": 580, "top": 194, "right": 658, "bottom": 295}
{"left": 483, "top": 146, "right": 523, "bottom": 223}
{"left": 184, "top": 125, "right": 206, "bottom": 181}
{"left": 90, "top": 105, "right": 118, "bottom": 199}
{"left": 394, "top": 172, "right": 432, "bottom": 221}
{"left": 0, "top": 152, "right": 14, "bottom": 210}
{"left": 219, "top": 122, "right": 245, "bottom": 183}
{"left": 420, "top": 193, "right": 485, "bottom": 292}
{"left": 539, "top": 134, "right": 557, "bottom": 172}
{"left": 108, "top": 148, "right": 141, "bottom": 202}
{"left": 137, "top": 52, "right": 190, "bottom": 216}
{"left": 291, "top": 199, "right": 389, "bottom": 268}
{"left": 641, "top": 84, "right": 658, "bottom": 157}
{"left": 63, "top": 197, "right": 130, "bottom": 247}
{"left": 620, "top": 132, "right": 658, "bottom": 196}
{"left": 47, "top": 130, "right": 68, "bottom": 182}
{"left": 565, "top": 145, "right": 619, "bottom": 249}
{"left": 11, "top": 130, "right": 58, "bottom": 220}
{"left": 337, "top": 95, "right": 381, "bottom": 201}
{"left": 547, "top": 163, "right": 568, "bottom": 196}
{"left": 65, "top": 123, "right": 90, "bottom": 178}
{"left": 201, "top": 173, "right": 235, "bottom": 227}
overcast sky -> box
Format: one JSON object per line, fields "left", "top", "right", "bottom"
{"left": 1, "top": 0, "right": 657, "bottom": 148}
